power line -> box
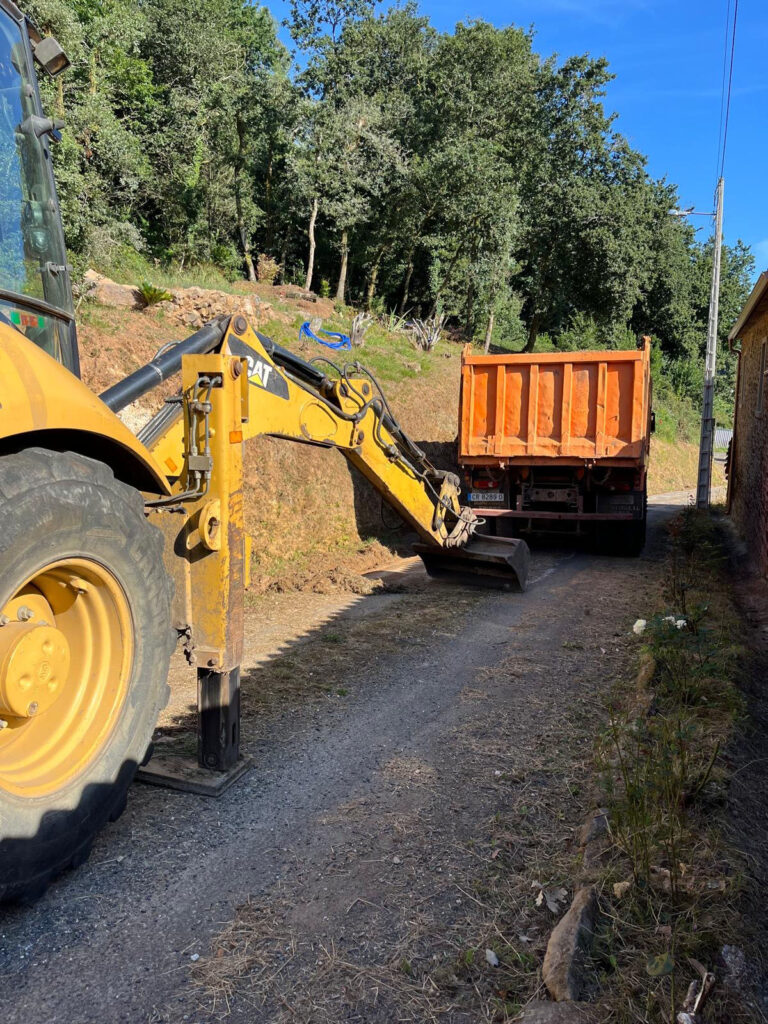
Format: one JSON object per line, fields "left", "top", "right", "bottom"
{"left": 714, "top": 0, "right": 732, "bottom": 184}
{"left": 718, "top": 0, "right": 739, "bottom": 182}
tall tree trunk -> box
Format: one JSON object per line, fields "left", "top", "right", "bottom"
{"left": 465, "top": 242, "right": 478, "bottom": 338}
{"left": 234, "top": 119, "right": 256, "bottom": 282}
{"left": 335, "top": 228, "right": 349, "bottom": 304}
{"left": 239, "top": 226, "right": 257, "bottom": 282}
{"left": 398, "top": 255, "right": 414, "bottom": 315}
{"left": 264, "top": 148, "right": 274, "bottom": 250}
{"left": 365, "top": 246, "right": 385, "bottom": 311}
{"left": 397, "top": 207, "right": 435, "bottom": 315}
{"left": 523, "top": 310, "right": 540, "bottom": 353}
{"left": 235, "top": 193, "right": 256, "bottom": 284}
{"left": 484, "top": 311, "right": 495, "bottom": 354}
{"left": 206, "top": 162, "right": 213, "bottom": 260}
{"left": 465, "top": 280, "right": 475, "bottom": 339}
{"left": 304, "top": 196, "right": 319, "bottom": 292}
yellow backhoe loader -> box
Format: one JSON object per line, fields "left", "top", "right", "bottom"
{"left": 0, "top": 1, "right": 529, "bottom": 902}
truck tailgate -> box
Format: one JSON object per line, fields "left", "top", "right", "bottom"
{"left": 459, "top": 343, "right": 651, "bottom": 463}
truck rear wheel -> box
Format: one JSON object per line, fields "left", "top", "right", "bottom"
{"left": 597, "top": 491, "right": 647, "bottom": 557}
{"left": 0, "top": 449, "right": 174, "bottom": 902}
{"left": 623, "top": 509, "right": 647, "bottom": 556}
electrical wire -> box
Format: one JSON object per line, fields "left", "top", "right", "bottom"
{"left": 716, "top": 0, "right": 739, "bottom": 184}
{"left": 714, "top": 0, "right": 732, "bottom": 184}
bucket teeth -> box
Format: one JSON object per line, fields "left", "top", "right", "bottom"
{"left": 414, "top": 535, "right": 530, "bottom": 591}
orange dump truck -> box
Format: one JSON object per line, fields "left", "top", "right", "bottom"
{"left": 458, "top": 338, "right": 653, "bottom": 553}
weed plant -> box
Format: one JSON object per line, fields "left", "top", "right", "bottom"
{"left": 596, "top": 508, "right": 745, "bottom": 1021}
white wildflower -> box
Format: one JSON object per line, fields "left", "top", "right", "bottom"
{"left": 633, "top": 619, "right": 647, "bottom": 635}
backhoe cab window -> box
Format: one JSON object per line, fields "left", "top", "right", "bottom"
{"left": 0, "top": 9, "right": 72, "bottom": 365}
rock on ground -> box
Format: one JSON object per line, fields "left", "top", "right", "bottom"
{"left": 579, "top": 808, "right": 608, "bottom": 846}
{"left": 83, "top": 269, "right": 140, "bottom": 308}
{"left": 579, "top": 807, "right": 610, "bottom": 875}
{"left": 542, "top": 886, "right": 599, "bottom": 1001}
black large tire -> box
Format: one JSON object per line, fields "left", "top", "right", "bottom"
{"left": 596, "top": 491, "right": 647, "bottom": 557}
{"left": 623, "top": 509, "right": 647, "bottom": 556}
{"left": 625, "top": 486, "right": 648, "bottom": 556}
{"left": 0, "top": 449, "right": 174, "bottom": 903}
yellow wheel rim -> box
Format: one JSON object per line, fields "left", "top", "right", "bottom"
{"left": 0, "top": 558, "right": 133, "bottom": 797}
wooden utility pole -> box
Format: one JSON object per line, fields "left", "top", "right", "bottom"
{"left": 696, "top": 177, "right": 724, "bottom": 510}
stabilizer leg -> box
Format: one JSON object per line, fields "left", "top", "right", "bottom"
{"left": 198, "top": 666, "right": 240, "bottom": 771}
{"left": 136, "top": 665, "right": 251, "bottom": 796}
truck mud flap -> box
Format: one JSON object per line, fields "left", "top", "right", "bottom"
{"left": 413, "top": 535, "right": 530, "bottom": 591}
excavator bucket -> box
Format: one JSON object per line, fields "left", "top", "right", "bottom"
{"left": 413, "top": 535, "right": 530, "bottom": 591}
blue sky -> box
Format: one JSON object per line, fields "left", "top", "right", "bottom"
{"left": 270, "top": 1, "right": 766, "bottom": 274}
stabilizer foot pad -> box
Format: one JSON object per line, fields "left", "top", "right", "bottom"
{"left": 136, "top": 755, "right": 253, "bottom": 797}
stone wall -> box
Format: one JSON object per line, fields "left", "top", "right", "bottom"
{"left": 731, "top": 291, "right": 768, "bottom": 576}
{"left": 82, "top": 270, "right": 273, "bottom": 330}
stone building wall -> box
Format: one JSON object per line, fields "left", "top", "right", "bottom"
{"left": 730, "top": 291, "right": 768, "bottom": 576}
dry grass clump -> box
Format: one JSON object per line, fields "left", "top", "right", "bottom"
{"left": 193, "top": 904, "right": 474, "bottom": 1024}
{"left": 594, "top": 508, "right": 753, "bottom": 1022}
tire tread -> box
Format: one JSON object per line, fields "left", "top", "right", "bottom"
{"left": 0, "top": 449, "right": 174, "bottom": 903}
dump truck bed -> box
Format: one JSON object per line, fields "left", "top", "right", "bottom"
{"left": 459, "top": 343, "right": 652, "bottom": 467}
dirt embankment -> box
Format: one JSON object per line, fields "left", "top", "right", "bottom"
{"left": 79, "top": 298, "right": 709, "bottom": 588}
{"left": 78, "top": 302, "right": 463, "bottom": 589}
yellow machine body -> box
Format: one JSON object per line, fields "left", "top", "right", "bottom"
{"left": 0, "top": 312, "right": 526, "bottom": 708}
{"left": 0, "top": 0, "right": 527, "bottom": 902}
{"left": 146, "top": 317, "right": 505, "bottom": 677}
{"left": 0, "top": 324, "right": 171, "bottom": 495}
{"left": 1, "top": 309, "right": 528, "bottom": 785}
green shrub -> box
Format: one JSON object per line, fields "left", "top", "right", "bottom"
{"left": 210, "top": 242, "right": 242, "bottom": 282}
{"left": 257, "top": 253, "right": 281, "bottom": 285}
{"left": 138, "top": 281, "right": 173, "bottom": 306}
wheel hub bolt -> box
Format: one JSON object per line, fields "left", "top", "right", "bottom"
{"left": 17, "top": 606, "right": 34, "bottom": 621}
{"left": 27, "top": 701, "right": 38, "bottom": 716}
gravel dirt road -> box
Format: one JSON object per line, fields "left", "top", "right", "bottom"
{"left": 0, "top": 495, "right": 692, "bottom": 1023}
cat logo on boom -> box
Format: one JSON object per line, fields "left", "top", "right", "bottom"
{"left": 247, "top": 358, "right": 272, "bottom": 389}
{"left": 227, "top": 336, "right": 290, "bottom": 400}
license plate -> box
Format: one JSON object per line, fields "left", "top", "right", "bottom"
{"left": 469, "top": 491, "right": 505, "bottom": 502}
